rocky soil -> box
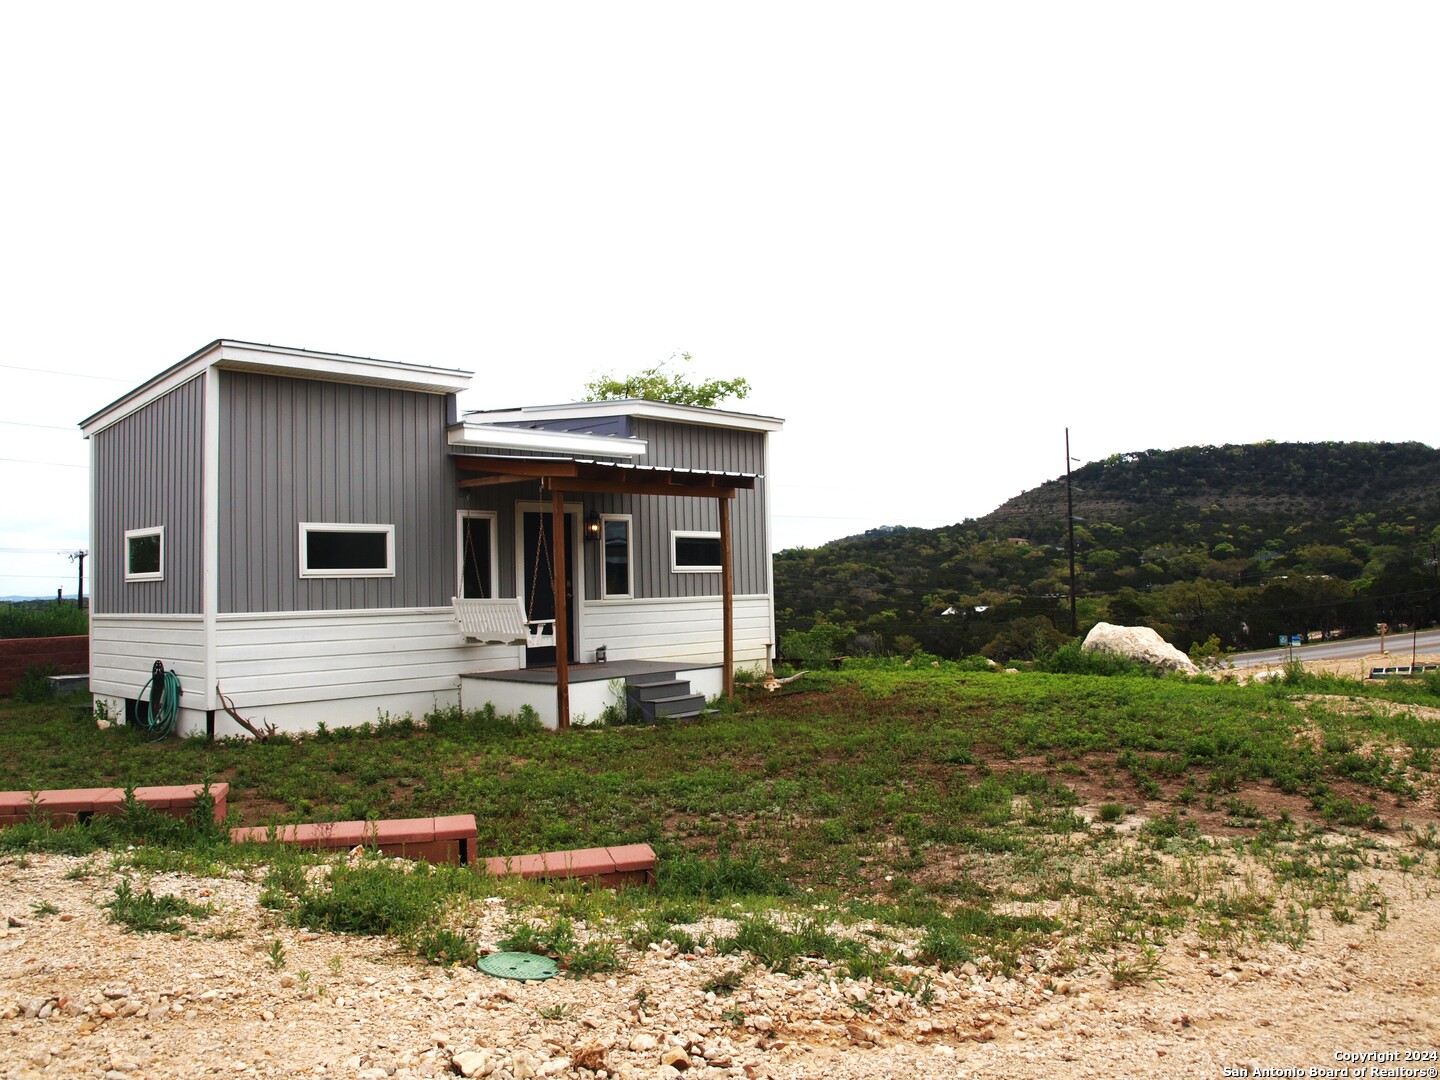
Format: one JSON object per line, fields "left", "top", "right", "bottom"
{"left": 2, "top": 845, "right": 1438, "bottom": 1080}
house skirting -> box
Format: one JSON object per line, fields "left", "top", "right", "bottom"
{"left": 89, "top": 596, "right": 772, "bottom": 736}
{"left": 460, "top": 663, "right": 724, "bottom": 730}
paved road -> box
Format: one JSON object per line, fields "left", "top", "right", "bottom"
{"left": 1229, "top": 628, "right": 1440, "bottom": 669}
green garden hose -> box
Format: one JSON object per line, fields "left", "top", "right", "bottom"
{"left": 136, "top": 662, "right": 180, "bottom": 741}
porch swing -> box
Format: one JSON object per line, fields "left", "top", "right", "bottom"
{"left": 451, "top": 517, "right": 556, "bottom": 648}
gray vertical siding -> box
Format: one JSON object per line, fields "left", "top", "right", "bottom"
{"left": 218, "top": 372, "right": 461, "bottom": 613}
{"left": 579, "top": 419, "right": 769, "bottom": 600}
{"left": 91, "top": 375, "right": 205, "bottom": 614}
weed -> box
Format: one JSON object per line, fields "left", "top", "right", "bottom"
{"left": 567, "top": 941, "right": 623, "bottom": 976}
{"left": 1097, "top": 803, "right": 1126, "bottom": 823}
{"left": 538, "top": 1003, "right": 574, "bottom": 1021}
{"left": 29, "top": 900, "right": 59, "bottom": 917}
{"left": 105, "top": 878, "right": 211, "bottom": 934}
{"left": 701, "top": 968, "right": 745, "bottom": 996}
{"left": 267, "top": 938, "right": 287, "bottom": 970}
{"left": 1105, "top": 945, "right": 1166, "bottom": 987}
{"left": 415, "top": 928, "right": 478, "bottom": 967}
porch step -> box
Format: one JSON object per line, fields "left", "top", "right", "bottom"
{"left": 625, "top": 673, "right": 706, "bottom": 723}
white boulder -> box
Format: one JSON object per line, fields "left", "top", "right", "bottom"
{"left": 1081, "top": 622, "right": 1199, "bottom": 675}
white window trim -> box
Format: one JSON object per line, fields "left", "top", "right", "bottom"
{"left": 600, "top": 514, "right": 634, "bottom": 599}
{"left": 456, "top": 510, "right": 499, "bottom": 599}
{"left": 671, "top": 529, "right": 722, "bottom": 574}
{"left": 124, "top": 526, "right": 165, "bottom": 582}
{"left": 299, "top": 522, "right": 396, "bottom": 579}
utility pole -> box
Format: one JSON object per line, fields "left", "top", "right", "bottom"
{"left": 1065, "top": 428, "right": 1078, "bottom": 636}
{"left": 66, "top": 550, "right": 87, "bottom": 609}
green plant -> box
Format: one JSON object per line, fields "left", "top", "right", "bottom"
{"left": 267, "top": 938, "right": 287, "bottom": 970}
{"left": 29, "top": 900, "right": 59, "bottom": 917}
{"left": 1106, "top": 945, "right": 1166, "bottom": 987}
{"left": 538, "top": 1002, "right": 574, "bottom": 1021}
{"left": 415, "top": 928, "right": 478, "bottom": 967}
{"left": 11, "top": 665, "right": 56, "bottom": 704}
{"left": 105, "top": 878, "right": 211, "bottom": 934}
{"left": 1097, "top": 803, "right": 1126, "bottom": 823}
{"left": 566, "top": 940, "right": 622, "bottom": 976}
{"left": 701, "top": 968, "right": 744, "bottom": 996}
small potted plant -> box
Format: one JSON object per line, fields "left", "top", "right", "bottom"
{"left": 595, "top": 645, "right": 607, "bottom": 663}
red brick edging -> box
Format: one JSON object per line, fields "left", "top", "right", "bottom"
{"left": 230, "top": 815, "right": 478, "bottom": 867}
{"left": 482, "top": 843, "right": 657, "bottom": 887}
{"left": 0, "top": 783, "right": 229, "bottom": 827}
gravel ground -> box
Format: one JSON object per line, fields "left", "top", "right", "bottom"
{"left": 1, "top": 847, "right": 1437, "bottom": 1080}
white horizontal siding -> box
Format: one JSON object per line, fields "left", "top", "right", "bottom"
{"left": 214, "top": 608, "right": 520, "bottom": 710}
{"left": 90, "top": 616, "right": 206, "bottom": 699}
{"left": 581, "top": 594, "right": 772, "bottom": 667}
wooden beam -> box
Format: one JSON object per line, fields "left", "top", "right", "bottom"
{"left": 721, "top": 495, "right": 734, "bottom": 700}
{"left": 458, "top": 475, "right": 536, "bottom": 489}
{"left": 550, "top": 476, "right": 739, "bottom": 499}
{"left": 454, "top": 456, "right": 579, "bottom": 477}
{"left": 552, "top": 488, "right": 570, "bottom": 731}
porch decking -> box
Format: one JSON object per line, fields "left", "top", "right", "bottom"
{"left": 466, "top": 660, "right": 705, "bottom": 685}
{"left": 460, "top": 661, "right": 724, "bottom": 728}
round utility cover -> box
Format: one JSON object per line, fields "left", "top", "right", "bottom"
{"left": 477, "top": 951, "right": 559, "bottom": 981}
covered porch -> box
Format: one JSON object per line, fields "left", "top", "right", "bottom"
{"left": 449, "top": 433, "right": 759, "bottom": 728}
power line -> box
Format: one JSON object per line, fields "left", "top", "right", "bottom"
{"left": 0, "top": 456, "right": 87, "bottom": 469}
{"left": 0, "top": 419, "right": 77, "bottom": 431}
{"left": 0, "top": 362, "right": 133, "bottom": 383}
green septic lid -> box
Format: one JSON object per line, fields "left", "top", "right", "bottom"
{"left": 477, "top": 951, "right": 559, "bottom": 981}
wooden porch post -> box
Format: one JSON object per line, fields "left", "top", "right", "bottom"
{"left": 720, "top": 493, "right": 734, "bottom": 700}
{"left": 552, "top": 487, "right": 570, "bottom": 729}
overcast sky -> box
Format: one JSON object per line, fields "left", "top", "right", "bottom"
{"left": 2, "top": 2, "right": 1436, "bottom": 599}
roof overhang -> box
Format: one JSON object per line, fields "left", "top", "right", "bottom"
{"left": 448, "top": 422, "right": 646, "bottom": 460}
{"left": 454, "top": 453, "right": 757, "bottom": 499}
{"left": 463, "top": 398, "right": 784, "bottom": 434}
{"left": 80, "top": 340, "right": 473, "bottom": 436}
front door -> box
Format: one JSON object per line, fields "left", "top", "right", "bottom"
{"left": 522, "top": 510, "right": 576, "bottom": 665}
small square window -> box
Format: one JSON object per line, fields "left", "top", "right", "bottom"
{"left": 299, "top": 523, "right": 395, "bottom": 578}
{"left": 672, "top": 530, "right": 722, "bottom": 573}
{"left": 125, "top": 526, "right": 164, "bottom": 582}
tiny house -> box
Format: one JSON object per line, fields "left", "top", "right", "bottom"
{"left": 80, "top": 340, "right": 782, "bottom": 735}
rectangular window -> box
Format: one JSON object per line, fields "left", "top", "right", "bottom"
{"left": 601, "top": 515, "right": 632, "bottom": 598}
{"left": 299, "top": 523, "right": 395, "bottom": 578}
{"left": 672, "top": 530, "right": 722, "bottom": 573}
{"left": 125, "top": 526, "right": 164, "bottom": 582}
{"left": 457, "top": 512, "right": 496, "bottom": 599}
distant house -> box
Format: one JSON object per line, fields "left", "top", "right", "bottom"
{"left": 80, "top": 340, "right": 782, "bottom": 735}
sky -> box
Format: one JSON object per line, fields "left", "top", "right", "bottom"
{"left": 2, "top": 2, "right": 1436, "bottom": 599}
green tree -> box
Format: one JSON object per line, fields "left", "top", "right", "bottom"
{"left": 583, "top": 352, "right": 750, "bottom": 408}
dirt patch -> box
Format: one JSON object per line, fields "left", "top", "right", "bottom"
{"left": 2, "top": 841, "right": 1437, "bottom": 1080}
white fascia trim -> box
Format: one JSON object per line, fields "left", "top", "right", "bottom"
{"left": 81, "top": 340, "right": 471, "bottom": 436}
{"left": 583, "top": 593, "right": 770, "bottom": 607}
{"left": 91, "top": 613, "right": 206, "bottom": 623}
{"left": 466, "top": 400, "right": 784, "bottom": 433}
{"left": 448, "top": 423, "right": 647, "bottom": 459}
{"left": 213, "top": 342, "right": 471, "bottom": 395}
{"left": 215, "top": 606, "right": 459, "bottom": 622}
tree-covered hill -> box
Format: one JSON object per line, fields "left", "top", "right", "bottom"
{"left": 774, "top": 442, "right": 1440, "bottom": 663}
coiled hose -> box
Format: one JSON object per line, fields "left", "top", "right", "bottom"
{"left": 136, "top": 662, "right": 180, "bottom": 741}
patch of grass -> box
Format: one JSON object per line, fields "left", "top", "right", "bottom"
{"left": 105, "top": 877, "right": 212, "bottom": 934}
{"left": 280, "top": 857, "right": 488, "bottom": 947}
{"left": 414, "top": 928, "right": 478, "bottom": 967}
{"left": 701, "top": 968, "right": 745, "bottom": 996}
{"left": 1105, "top": 944, "right": 1166, "bottom": 987}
